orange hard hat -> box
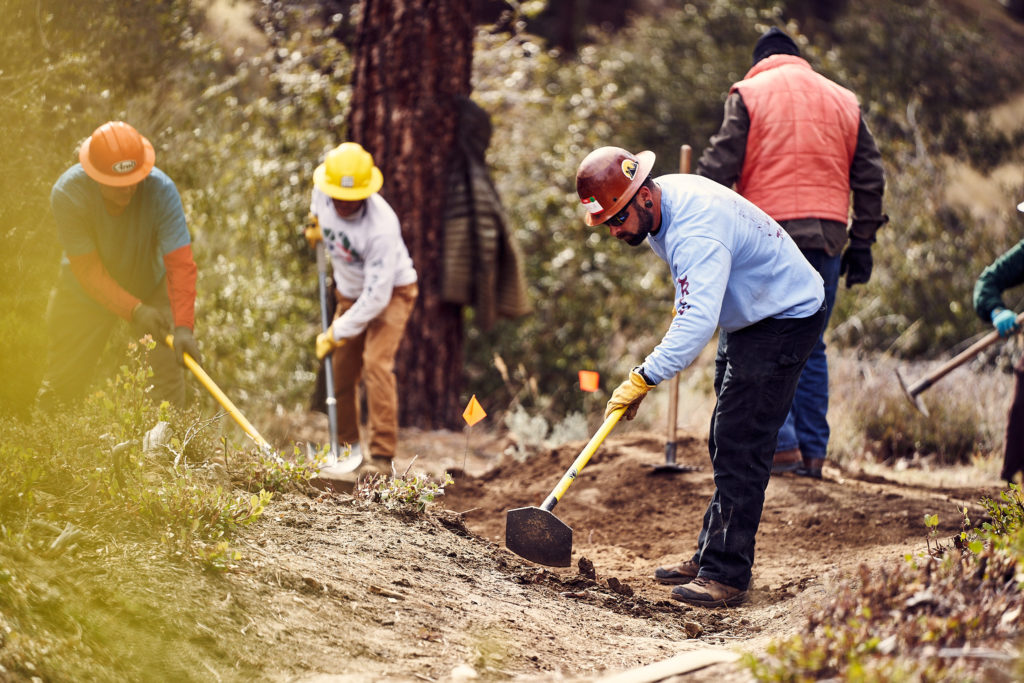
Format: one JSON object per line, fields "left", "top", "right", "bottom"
{"left": 313, "top": 142, "right": 384, "bottom": 200}
{"left": 576, "top": 147, "right": 655, "bottom": 226}
{"left": 79, "top": 121, "right": 155, "bottom": 187}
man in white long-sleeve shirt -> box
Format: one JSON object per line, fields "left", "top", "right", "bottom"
{"left": 309, "top": 142, "right": 418, "bottom": 472}
{"left": 576, "top": 146, "right": 826, "bottom": 607}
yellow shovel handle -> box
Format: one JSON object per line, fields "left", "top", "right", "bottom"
{"left": 165, "top": 335, "right": 271, "bottom": 450}
{"left": 541, "top": 407, "right": 625, "bottom": 511}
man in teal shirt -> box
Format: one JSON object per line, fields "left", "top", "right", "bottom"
{"left": 38, "top": 121, "right": 200, "bottom": 409}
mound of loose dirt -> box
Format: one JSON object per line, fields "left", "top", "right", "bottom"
{"left": 439, "top": 429, "right": 991, "bottom": 614}
{"left": 231, "top": 422, "right": 1003, "bottom": 681}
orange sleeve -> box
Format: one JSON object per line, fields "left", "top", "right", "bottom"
{"left": 163, "top": 244, "right": 197, "bottom": 330}
{"left": 68, "top": 251, "right": 140, "bottom": 321}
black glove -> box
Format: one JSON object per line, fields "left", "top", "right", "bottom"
{"left": 172, "top": 326, "right": 202, "bottom": 367}
{"left": 131, "top": 303, "right": 172, "bottom": 340}
{"left": 839, "top": 244, "right": 873, "bottom": 288}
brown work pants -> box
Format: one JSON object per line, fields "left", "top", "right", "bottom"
{"left": 1003, "top": 353, "right": 1024, "bottom": 483}
{"left": 331, "top": 283, "right": 418, "bottom": 458}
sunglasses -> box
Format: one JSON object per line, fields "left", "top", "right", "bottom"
{"left": 604, "top": 194, "right": 637, "bottom": 228}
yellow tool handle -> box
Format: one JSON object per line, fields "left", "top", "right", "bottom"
{"left": 541, "top": 407, "right": 625, "bottom": 511}
{"left": 165, "top": 335, "right": 271, "bottom": 450}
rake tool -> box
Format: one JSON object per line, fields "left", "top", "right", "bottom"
{"left": 896, "top": 312, "right": 1024, "bottom": 417}
{"left": 649, "top": 143, "right": 699, "bottom": 475}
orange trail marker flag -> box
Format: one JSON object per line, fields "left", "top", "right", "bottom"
{"left": 463, "top": 394, "right": 487, "bottom": 426}
{"left": 578, "top": 370, "right": 599, "bottom": 392}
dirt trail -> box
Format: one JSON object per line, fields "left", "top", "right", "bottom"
{"left": 235, "top": 422, "right": 1003, "bottom": 681}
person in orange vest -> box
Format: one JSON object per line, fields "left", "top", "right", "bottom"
{"left": 37, "top": 121, "right": 200, "bottom": 410}
{"left": 973, "top": 200, "right": 1024, "bottom": 484}
{"left": 697, "top": 27, "right": 887, "bottom": 480}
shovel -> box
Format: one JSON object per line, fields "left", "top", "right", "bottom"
{"left": 896, "top": 312, "right": 1024, "bottom": 417}
{"left": 650, "top": 143, "right": 699, "bottom": 475}
{"left": 505, "top": 407, "right": 625, "bottom": 567}
{"left": 315, "top": 240, "right": 362, "bottom": 473}
{"left": 164, "top": 334, "right": 273, "bottom": 455}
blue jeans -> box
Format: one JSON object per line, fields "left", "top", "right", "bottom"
{"left": 691, "top": 305, "right": 827, "bottom": 589}
{"left": 774, "top": 250, "right": 840, "bottom": 460}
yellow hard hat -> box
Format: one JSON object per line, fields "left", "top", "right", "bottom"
{"left": 313, "top": 142, "right": 383, "bottom": 200}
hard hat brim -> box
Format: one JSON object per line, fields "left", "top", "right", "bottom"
{"left": 79, "top": 135, "right": 155, "bottom": 187}
{"left": 584, "top": 150, "right": 656, "bottom": 227}
{"left": 1018, "top": 200, "right": 1024, "bottom": 212}
{"left": 313, "top": 163, "right": 383, "bottom": 200}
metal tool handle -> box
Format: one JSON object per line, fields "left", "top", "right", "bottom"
{"left": 665, "top": 144, "right": 692, "bottom": 464}
{"left": 907, "top": 311, "right": 1024, "bottom": 396}
{"left": 165, "top": 335, "right": 271, "bottom": 450}
{"left": 317, "top": 241, "right": 340, "bottom": 460}
{"left": 540, "top": 407, "right": 625, "bottom": 512}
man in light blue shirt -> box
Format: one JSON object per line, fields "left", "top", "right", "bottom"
{"left": 576, "top": 146, "right": 826, "bottom": 607}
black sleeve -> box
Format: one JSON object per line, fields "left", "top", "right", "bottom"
{"left": 695, "top": 91, "right": 748, "bottom": 188}
{"left": 848, "top": 115, "right": 887, "bottom": 246}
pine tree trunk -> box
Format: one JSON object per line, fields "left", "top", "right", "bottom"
{"left": 348, "top": 0, "right": 473, "bottom": 429}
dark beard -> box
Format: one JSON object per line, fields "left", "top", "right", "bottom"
{"left": 623, "top": 207, "right": 654, "bottom": 246}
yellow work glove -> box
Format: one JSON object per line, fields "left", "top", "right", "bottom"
{"left": 316, "top": 329, "right": 345, "bottom": 360}
{"left": 304, "top": 213, "right": 323, "bottom": 249}
{"left": 605, "top": 367, "right": 655, "bottom": 421}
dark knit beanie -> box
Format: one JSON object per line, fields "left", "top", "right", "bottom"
{"left": 752, "top": 27, "right": 800, "bottom": 65}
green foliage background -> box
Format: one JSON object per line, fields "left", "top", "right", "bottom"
{"left": 2, "top": 0, "right": 1023, "bottom": 423}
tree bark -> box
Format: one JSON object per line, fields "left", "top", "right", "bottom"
{"left": 349, "top": 0, "right": 473, "bottom": 429}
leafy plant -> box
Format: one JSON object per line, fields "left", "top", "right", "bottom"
{"left": 354, "top": 465, "right": 455, "bottom": 514}
{"left": 746, "top": 487, "right": 1024, "bottom": 681}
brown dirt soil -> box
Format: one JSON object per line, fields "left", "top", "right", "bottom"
{"left": 231, "top": 420, "right": 1005, "bottom": 682}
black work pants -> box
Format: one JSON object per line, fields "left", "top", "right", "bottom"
{"left": 691, "top": 304, "right": 827, "bottom": 590}
{"left": 1003, "top": 353, "right": 1024, "bottom": 483}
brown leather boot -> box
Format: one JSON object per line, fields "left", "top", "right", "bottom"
{"left": 771, "top": 447, "right": 802, "bottom": 474}
{"left": 362, "top": 455, "right": 394, "bottom": 476}
{"left": 670, "top": 576, "right": 748, "bottom": 607}
{"left": 654, "top": 559, "right": 699, "bottom": 585}
{"left": 795, "top": 456, "right": 824, "bottom": 479}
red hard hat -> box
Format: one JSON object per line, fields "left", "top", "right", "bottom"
{"left": 576, "top": 147, "right": 655, "bottom": 226}
{"left": 79, "top": 121, "right": 155, "bottom": 187}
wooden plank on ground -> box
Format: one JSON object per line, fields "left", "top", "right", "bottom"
{"left": 595, "top": 649, "right": 741, "bottom": 683}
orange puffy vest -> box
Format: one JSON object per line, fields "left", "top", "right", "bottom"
{"left": 732, "top": 55, "right": 860, "bottom": 223}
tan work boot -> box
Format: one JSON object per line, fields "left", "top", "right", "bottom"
{"left": 670, "top": 576, "right": 748, "bottom": 607}
{"left": 771, "top": 447, "right": 802, "bottom": 474}
{"left": 654, "top": 559, "right": 699, "bottom": 585}
{"left": 363, "top": 455, "right": 395, "bottom": 476}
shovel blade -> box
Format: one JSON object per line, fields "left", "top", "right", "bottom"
{"left": 308, "top": 443, "right": 364, "bottom": 475}
{"left": 323, "top": 447, "right": 363, "bottom": 474}
{"left": 505, "top": 506, "right": 573, "bottom": 567}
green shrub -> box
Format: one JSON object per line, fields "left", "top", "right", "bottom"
{"left": 855, "top": 389, "right": 989, "bottom": 464}
{"left": 746, "top": 493, "right": 1024, "bottom": 681}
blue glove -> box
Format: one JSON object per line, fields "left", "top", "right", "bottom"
{"left": 991, "top": 308, "right": 1019, "bottom": 337}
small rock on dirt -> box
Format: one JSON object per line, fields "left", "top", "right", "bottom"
{"left": 578, "top": 556, "right": 596, "bottom": 579}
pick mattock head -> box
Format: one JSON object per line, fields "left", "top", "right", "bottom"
{"left": 895, "top": 368, "right": 930, "bottom": 417}
{"left": 505, "top": 506, "right": 573, "bottom": 567}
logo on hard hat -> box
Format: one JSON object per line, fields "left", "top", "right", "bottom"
{"left": 341, "top": 175, "right": 355, "bottom": 188}
{"left": 112, "top": 160, "right": 138, "bottom": 174}
{"left": 581, "top": 195, "right": 604, "bottom": 214}
{"left": 621, "top": 158, "right": 637, "bottom": 180}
